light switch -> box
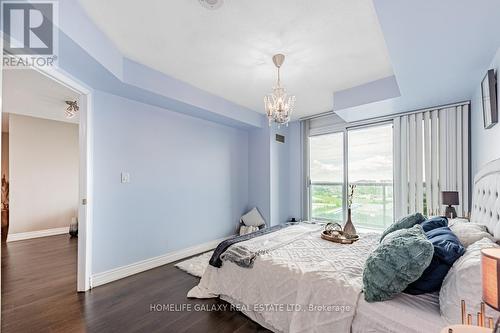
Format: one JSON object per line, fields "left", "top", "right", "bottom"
{"left": 121, "top": 172, "right": 130, "bottom": 183}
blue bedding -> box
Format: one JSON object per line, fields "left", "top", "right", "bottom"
{"left": 405, "top": 226, "right": 465, "bottom": 294}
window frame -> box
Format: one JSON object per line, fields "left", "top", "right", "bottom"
{"left": 307, "top": 121, "right": 395, "bottom": 228}
{"left": 308, "top": 130, "right": 346, "bottom": 223}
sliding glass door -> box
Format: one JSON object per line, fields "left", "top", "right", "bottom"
{"left": 348, "top": 124, "right": 393, "bottom": 230}
{"left": 309, "top": 132, "right": 344, "bottom": 223}
{"left": 309, "top": 123, "right": 394, "bottom": 230}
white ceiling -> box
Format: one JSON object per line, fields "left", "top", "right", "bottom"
{"left": 79, "top": 0, "right": 393, "bottom": 119}
{"left": 3, "top": 69, "right": 80, "bottom": 130}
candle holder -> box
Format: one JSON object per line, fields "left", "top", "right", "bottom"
{"left": 460, "top": 299, "right": 497, "bottom": 330}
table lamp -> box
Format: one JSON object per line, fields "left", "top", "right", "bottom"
{"left": 442, "top": 191, "right": 459, "bottom": 219}
{"left": 482, "top": 248, "right": 500, "bottom": 332}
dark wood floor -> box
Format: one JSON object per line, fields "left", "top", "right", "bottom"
{"left": 1, "top": 235, "right": 270, "bottom": 333}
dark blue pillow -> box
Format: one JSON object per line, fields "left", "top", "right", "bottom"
{"left": 420, "top": 216, "right": 448, "bottom": 233}
{"left": 405, "top": 226, "right": 465, "bottom": 294}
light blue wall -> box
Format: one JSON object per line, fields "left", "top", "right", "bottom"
{"left": 23, "top": 1, "right": 265, "bottom": 275}
{"left": 3, "top": 0, "right": 296, "bottom": 274}
{"left": 270, "top": 126, "right": 291, "bottom": 225}
{"left": 248, "top": 123, "right": 298, "bottom": 226}
{"left": 92, "top": 91, "right": 249, "bottom": 273}
{"left": 248, "top": 126, "right": 271, "bottom": 225}
{"left": 471, "top": 48, "right": 500, "bottom": 178}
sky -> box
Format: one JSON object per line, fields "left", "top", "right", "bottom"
{"left": 310, "top": 124, "right": 393, "bottom": 183}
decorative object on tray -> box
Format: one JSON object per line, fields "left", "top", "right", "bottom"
{"left": 442, "top": 191, "right": 459, "bottom": 218}
{"left": 343, "top": 184, "right": 357, "bottom": 235}
{"left": 321, "top": 222, "right": 359, "bottom": 244}
{"left": 1, "top": 175, "right": 9, "bottom": 243}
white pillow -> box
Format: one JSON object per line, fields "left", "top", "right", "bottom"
{"left": 449, "top": 220, "right": 495, "bottom": 248}
{"left": 439, "top": 238, "right": 500, "bottom": 324}
{"left": 240, "top": 207, "right": 265, "bottom": 227}
{"left": 239, "top": 225, "right": 259, "bottom": 235}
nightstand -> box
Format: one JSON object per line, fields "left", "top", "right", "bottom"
{"left": 440, "top": 325, "right": 492, "bottom": 333}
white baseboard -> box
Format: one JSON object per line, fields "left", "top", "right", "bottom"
{"left": 7, "top": 227, "right": 69, "bottom": 242}
{"left": 90, "top": 236, "right": 232, "bottom": 288}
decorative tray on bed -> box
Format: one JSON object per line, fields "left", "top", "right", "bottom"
{"left": 321, "top": 223, "right": 359, "bottom": 244}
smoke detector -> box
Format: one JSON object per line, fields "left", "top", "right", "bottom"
{"left": 199, "top": 0, "right": 223, "bottom": 10}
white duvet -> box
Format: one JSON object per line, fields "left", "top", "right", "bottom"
{"left": 188, "top": 224, "right": 380, "bottom": 333}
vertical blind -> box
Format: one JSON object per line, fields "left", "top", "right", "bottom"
{"left": 394, "top": 104, "right": 469, "bottom": 219}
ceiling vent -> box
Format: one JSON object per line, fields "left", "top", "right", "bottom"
{"left": 199, "top": 0, "right": 223, "bottom": 10}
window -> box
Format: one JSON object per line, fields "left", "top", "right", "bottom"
{"left": 308, "top": 123, "right": 394, "bottom": 230}
{"left": 309, "top": 132, "right": 344, "bottom": 223}
{"left": 348, "top": 124, "right": 393, "bottom": 230}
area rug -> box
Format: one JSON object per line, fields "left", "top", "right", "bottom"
{"left": 175, "top": 251, "right": 213, "bottom": 277}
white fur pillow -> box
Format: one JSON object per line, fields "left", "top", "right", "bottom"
{"left": 449, "top": 220, "right": 495, "bottom": 248}
{"left": 239, "top": 225, "right": 259, "bottom": 235}
{"left": 439, "top": 238, "right": 500, "bottom": 324}
{"left": 240, "top": 207, "right": 265, "bottom": 227}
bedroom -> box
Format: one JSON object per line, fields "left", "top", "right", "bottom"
{"left": 1, "top": 0, "right": 500, "bottom": 332}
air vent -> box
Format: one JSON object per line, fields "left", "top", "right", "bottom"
{"left": 275, "top": 134, "right": 285, "bottom": 143}
{"left": 199, "top": 0, "right": 223, "bottom": 10}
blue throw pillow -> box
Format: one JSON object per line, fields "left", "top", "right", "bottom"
{"left": 380, "top": 213, "right": 426, "bottom": 242}
{"left": 420, "top": 216, "right": 448, "bottom": 233}
{"left": 405, "top": 226, "right": 465, "bottom": 294}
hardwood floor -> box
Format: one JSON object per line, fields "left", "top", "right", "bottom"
{"left": 1, "top": 235, "right": 270, "bottom": 332}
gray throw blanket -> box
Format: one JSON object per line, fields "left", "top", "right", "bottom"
{"left": 208, "top": 224, "right": 288, "bottom": 268}
{"left": 219, "top": 224, "right": 323, "bottom": 268}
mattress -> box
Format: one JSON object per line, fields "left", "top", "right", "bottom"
{"left": 189, "top": 224, "right": 381, "bottom": 332}
{"left": 352, "top": 292, "right": 447, "bottom": 333}
{"left": 190, "top": 224, "right": 448, "bottom": 333}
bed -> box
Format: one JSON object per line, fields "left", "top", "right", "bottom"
{"left": 188, "top": 158, "right": 500, "bottom": 333}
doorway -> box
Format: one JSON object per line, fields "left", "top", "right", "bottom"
{"left": 1, "top": 66, "right": 92, "bottom": 293}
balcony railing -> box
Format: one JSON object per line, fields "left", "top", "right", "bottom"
{"left": 310, "top": 182, "right": 393, "bottom": 230}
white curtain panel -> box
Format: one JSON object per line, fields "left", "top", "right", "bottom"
{"left": 394, "top": 104, "right": 469, "bottom": 220}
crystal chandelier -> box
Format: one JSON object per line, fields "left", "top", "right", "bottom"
{"left": 264, "top": 54, "right": 296, "bottom": 127}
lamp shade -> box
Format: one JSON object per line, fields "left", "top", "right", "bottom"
{"left": 442, "top": 191, "right": 459, "bottom": 205}
{"left": 482, "top": 248, "right": 500, "bottom": 311}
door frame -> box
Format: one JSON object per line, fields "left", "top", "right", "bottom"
{"left": 2, "top": 63, "right": 94, "bottom": 292}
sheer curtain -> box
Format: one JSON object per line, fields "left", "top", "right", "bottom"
{"left": 394, "top": 103, "right": 469, "bottom": 220}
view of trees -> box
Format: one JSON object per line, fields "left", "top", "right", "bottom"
{"left": 310, "top": 124, "right": 394, "bottom": 230}
{"left": 311, "top": 183, "right": 393, "bottom": 229}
